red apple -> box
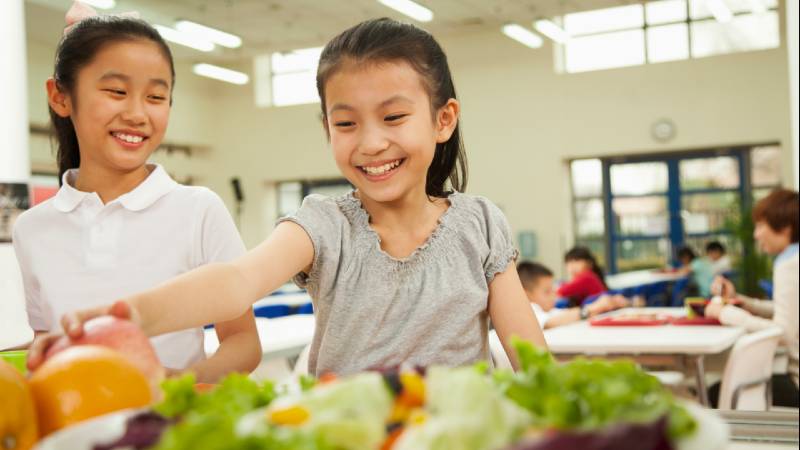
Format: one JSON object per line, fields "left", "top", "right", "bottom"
{"left": 45, "top": 316, "right": 165, "bottom": 390}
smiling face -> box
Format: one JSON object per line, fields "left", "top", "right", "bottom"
{"left": 323, "top": 60, "right": 457, "bottom": 204}
{"left": 49, "top": 39, "right": 172, "bottom": 175}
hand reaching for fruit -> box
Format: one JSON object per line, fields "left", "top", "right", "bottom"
{"left": 27, "top": 300, "right": 138, "bottom": 371}
{"left": 26, "top": 314, "right": 164, "bottom": 398}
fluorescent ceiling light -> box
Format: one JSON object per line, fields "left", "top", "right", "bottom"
{"left": 706, "top": 0, "right": 733, "bottom": 23}
{"left": 534, "top": 19, "right": 568, "bottom": 43}
{"left": 154, "top": 25, "right": 214, "bottom": 52}
{"left": 79, "top": 0, "right": 115, "bottom": 9}
{"left": 175, "top": 20, "right": 242, "bottom": 48}
{"left": 502, "top": 24, "right": 543, "bottom": 49}
{"left": 377, "top": 0, "right": 433, "bottom": 22}
{"left": 193, "top": 63, "right": 249, "bottom": 85}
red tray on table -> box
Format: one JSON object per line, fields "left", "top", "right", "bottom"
{"left": 589, "top": 314, "right": 671, "bottom": 327}
{"left": 669, "top": 316, "right": 721, "bottom": 326}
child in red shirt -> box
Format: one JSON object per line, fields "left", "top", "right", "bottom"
{"left": 557, "top": 247, "right": 607, "bottom": 306}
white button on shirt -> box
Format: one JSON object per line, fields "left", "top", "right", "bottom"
{"left": 12, "top": 164, "right": 246, "bottom": 369}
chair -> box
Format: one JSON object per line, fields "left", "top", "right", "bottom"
{"left": 488, "top": 330, "right": 513, "bottom": 370}
{"left": 254, "top": 304, "right": 291, "bottom": 318}
{"left": 292, "top": 343, "right": 312, "bottom": 376}
{"left": 296, "top": 302, "right": 314, "bottom": 314}
{"left": 554, "top": 298, "right": 571, "bottom": 309}
{"left": 670, "top": 277, "right": 690, "bottom": 307}
{"left": 758, "top": 279, "right": 774, "bottom": 299}
{"left": 717, "top": 327, "right": 783, "bottom": 410}
{"left": 645, "top": 281, "right": 670, "bottom": 307}
{"left": 582, "top": 293, "right": 606, "bottom": 306}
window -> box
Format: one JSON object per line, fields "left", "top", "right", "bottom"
{"left": 255, "top": 47, "right": 322, "bottom": 107}
{"left": 690, "top": 11, "right": 780, "bottom": 58}
{"left": 277, "top": 182, "right": 303, "bottom": 217}
{"left": 558, "top": 0, "right": 780, "bottom": 73}
{"left": 276, "top": 179, "right": 352, "bottom": 217}
{"left": 750, "top": 145, "right": 782, "bottom": 201}
{"left": 569, "top": 144, "right": 781, "bottom": 273}
{"left": 570, "top": 159, "right": 606, "bottom": 266}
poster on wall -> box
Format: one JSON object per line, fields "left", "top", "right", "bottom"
{"left": 30, "top": 174, "right": 60, "bottom": 206}
{"left": 0, "top": 183, "right": 29, "bottom": 243}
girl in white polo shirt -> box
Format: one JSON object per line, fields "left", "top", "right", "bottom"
{"left": 13, "top": 3, "right": 260, "bottom": 382}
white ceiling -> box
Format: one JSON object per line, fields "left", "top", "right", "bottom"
{"left": 25, "top": 0, "right": 638, "bottom": 63}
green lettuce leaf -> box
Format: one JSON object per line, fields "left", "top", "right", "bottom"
{"left": 496, "top": 338, "right": 696, "bottom": 439}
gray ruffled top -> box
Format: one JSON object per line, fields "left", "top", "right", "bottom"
{"left": 278, "top": 190, "right": 517, "bottom": 376}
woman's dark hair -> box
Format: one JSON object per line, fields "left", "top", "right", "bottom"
{"left": 51, "top": 16, "right": 175, "bottom": 182}
{"left": 315, "top": 18, "right": 467, "bottom": 198}
{"left": 564, "top": 246, "right": 606, "bottom": 287}
{"left": 753, "top": 188, "right": 799, "bottom": 243}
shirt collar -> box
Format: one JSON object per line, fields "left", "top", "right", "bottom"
{"left": 775, "top": 243, "right": 799, "bottom": 266}
{"left": 52, "top": 164, "right": 178, "bottom": 213}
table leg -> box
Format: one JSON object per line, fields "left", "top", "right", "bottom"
{"left": 693, "top": 355, "right": 710, "bottom": 406}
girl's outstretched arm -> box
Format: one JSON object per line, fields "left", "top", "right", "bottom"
{"left": 488, "top": 262, "right": 548, "bottom": 370}
{"left": 63, "top": 221, "right": 314, "bottom": 338}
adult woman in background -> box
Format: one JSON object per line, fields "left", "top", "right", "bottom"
{"left": 706, "top": 188, "right": 799, "bottom": 407}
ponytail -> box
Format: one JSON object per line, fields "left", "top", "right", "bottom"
{"left": 51, "top": 109, "right": 80, "bottom": 183}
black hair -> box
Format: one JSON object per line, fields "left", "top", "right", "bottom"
{"left": 51, "top": 15, "right": 175, "bottom": 182}
{"left": 705, "top": 241, "right": 725, "bottom": 254}
{"left": 677, "top": 246, "right": 697, "bottom": 262}
{"left": 517, "top": 261, "right": 554, "bottom": 291}
{"left": 316, "top": 18, "right": 467, "bottom": 198}
{"left": 564, "top": 246, "right": 606, "bottom": 288}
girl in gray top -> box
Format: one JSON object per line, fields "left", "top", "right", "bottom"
{"left": 30, "top": 18, "right": 547, "bottom": 377}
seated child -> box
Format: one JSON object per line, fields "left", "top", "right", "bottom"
{"left": 676, "top": 246, "right": 714, "bottom": 297}
{"left": 555, "top": 247, "right": 607, "bottom": 306}
{"left": 517, "top": 261, "right": 628, "bottom": 329}
{"left": 706, "top": 241, "right": 732, "bottom": 276}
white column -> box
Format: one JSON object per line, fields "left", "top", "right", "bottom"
{"left": 0, "top": 0, "right": 32, "bottom": 350}
{"left": 788, "top": 0, "right": 799, "bottom": 189}
{"left": 0, "top": 0, "right": 29, "bottom": 182}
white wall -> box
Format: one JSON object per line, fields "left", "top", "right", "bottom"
{"left": 788, "top": 0, "right": 799, "bottom": 189}
{"left": 25, "top": 22, "right": 794, "bottom": 276}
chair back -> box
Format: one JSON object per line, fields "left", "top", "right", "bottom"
{"left": 718, "top": 327, "right": 782, "bottom": 410}
{"left": 293, "top": 344, "right": 311, "bottom": 376}
{"left": 488, "top": 330, "right": 513, "bottom": 370}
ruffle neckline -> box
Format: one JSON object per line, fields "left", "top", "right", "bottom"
{"left": 337, "top": 190, "right": 460, "bottom": 268}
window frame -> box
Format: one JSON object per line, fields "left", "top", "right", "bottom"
{"left": 558, "top": 0, "right": 780, "bottom": 73}
{"left": 570, "top": 143, "right": 780, "bottom": 274}
{"left": 276, "top": 178, "right": 352, "bottom": 217}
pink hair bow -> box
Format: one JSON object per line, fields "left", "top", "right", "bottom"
{"left": 64, "top": 1, "right": 141, "bottom": 36}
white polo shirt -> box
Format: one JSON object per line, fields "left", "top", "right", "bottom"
{"left": 12, "top": 164, "right": 246, "bottom": 369}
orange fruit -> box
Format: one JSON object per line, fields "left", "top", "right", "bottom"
{"left": 0, "top": 360, "right": 38, "bottom": 450}
{"left": 28, "top": 345, "right": 152, "bottom": 436}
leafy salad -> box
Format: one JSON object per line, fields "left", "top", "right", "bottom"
{"left": 92, "top": 340, "right": 698, "bottom": 450}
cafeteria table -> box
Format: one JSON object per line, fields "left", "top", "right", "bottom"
{"left": 605, "top": 269, "right": 688, "bottom": 291}
{"left": 204, "top": 315, "right": 315, "bottom": 362}
{"left": 543, "top": 307, "right": 746, "bottom": 406}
